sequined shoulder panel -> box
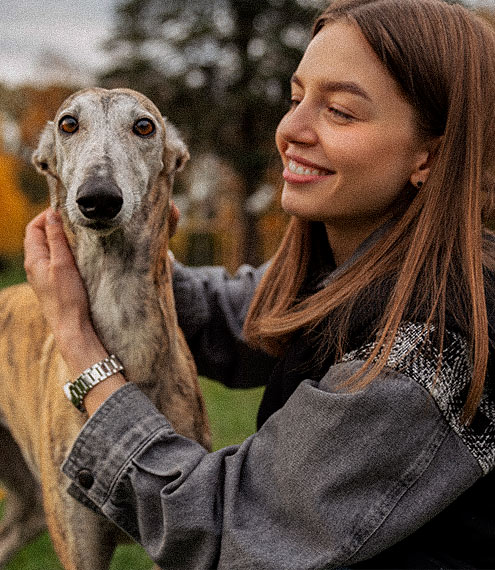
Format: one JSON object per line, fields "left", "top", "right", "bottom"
{"left": 341, "top": 322, "right": 495, "bottom": 475}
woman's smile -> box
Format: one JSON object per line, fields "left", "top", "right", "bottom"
{"left": 283, "top": 155, "right": 334, "bottom": 184}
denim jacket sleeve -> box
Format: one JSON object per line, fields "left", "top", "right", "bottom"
{"left": 62, "top": 323, "right": 495, "bottom": 570}
{"left": 171, "top": 261, "right": 275, "bottom": 388}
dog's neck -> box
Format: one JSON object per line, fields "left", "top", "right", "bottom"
{"left": 68, "top": 217, "right": 177, "bottom": 387}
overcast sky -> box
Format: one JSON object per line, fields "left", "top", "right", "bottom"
{"left": 0, "top": 0, "right": 493, "bottom": 87}
{"left": 0, "top": 0, "right": 120, "bottom": 86}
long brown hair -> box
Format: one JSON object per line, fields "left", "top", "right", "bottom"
{"left": 243, "top": 0, "right": 495, "bottom": 421}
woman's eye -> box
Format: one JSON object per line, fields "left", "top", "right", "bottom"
{"left": 133, "top": 118, "right": 155, "bottom": 137}
{"left": 58, "top": 115, "right": 79, "bottom": 134}
{"left": 289, "top": 97, "right": 301, "bottom": 109}
{"left": 328, "top": 107, "right": 354, "bottom": 122}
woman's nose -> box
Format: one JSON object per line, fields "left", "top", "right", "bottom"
{"left": 276, "top": 100, "right": 318, "bottom": 147}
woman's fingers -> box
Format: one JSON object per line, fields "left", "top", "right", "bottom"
{"left": 23, "top": 210, "right": 50, "bottom": 275}
{"left": 24, "top": 209, "right": 108, "bottom": 380}
{"left": 24, "top": 208, "right": 76, "bottom": 285}
{"left": 44, "top": 209, "right": 77, "bottom": 269}
{"left": 24, "top": 208, "right": 90, "bottom": 341}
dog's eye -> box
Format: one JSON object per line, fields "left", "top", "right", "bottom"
{"left": 58, "top": 116, "right": 79, "bottom": 134}
{"left": 133, "top": 118, "right": 155, "bottom": 137}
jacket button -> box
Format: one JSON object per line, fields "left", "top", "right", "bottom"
{"left": 77, "top": 469, "right": 94, "bottom": 489}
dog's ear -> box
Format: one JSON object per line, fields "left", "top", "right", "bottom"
{"left": 163, "top": 118, "right": 190, "bottom": 174}
{"left": 32, "top": 122, "right": 57, "bottom": 176}
{"left": 32, "top": 121, "right": 60, "bottom": 210}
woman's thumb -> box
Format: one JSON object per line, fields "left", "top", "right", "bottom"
{"left": 45, "top": 209, "right": 73, "bottom": 265}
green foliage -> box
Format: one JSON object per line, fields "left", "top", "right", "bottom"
{"left": 2, "top": 534, "right": 64, "bottom": 570}
{"left": 1, "top": 533, "right": 153, "bottom": 570}
{"left": 18, "top": 160, "right": 49, "bottom": 204}
{"left": 0, "top": 256, "right": 26, "bottom": 288}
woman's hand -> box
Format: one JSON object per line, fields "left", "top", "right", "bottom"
{"left": 24, "top": 209, "right": 108, "bottom": 377}
{"left": 24, "top": 209, "right": 89, "bottom": 336}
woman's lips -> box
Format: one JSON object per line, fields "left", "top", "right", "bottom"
{"left": 283, "top": 158, "right": 334, "bottom": 184}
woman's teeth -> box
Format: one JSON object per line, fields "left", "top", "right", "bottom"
{"left": 288, "top": 160, "right": 326, "bottom": 176}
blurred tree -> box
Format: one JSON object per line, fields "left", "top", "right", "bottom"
{"left": 16, "top": 85, "right": 74, "bottom": 150}
{"left": 12, "top": 85, "right": 73, "bottom": 203}
{"left": 0, "top": 153, "right": 34, "bottom": 255}
{"left": 101, "top": 0, "right": 325, "bottom": 265}
{"left": 0, "top": 83, "right": 74, "bottom": 258}
{"left": 478, "top": 6, "right": 495, "bottom": 27}
{"left": 0, "top": 86, "right": 16, "bottom": 121}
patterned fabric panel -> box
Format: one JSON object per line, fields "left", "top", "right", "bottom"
{"left": 341, "top": 322, "right": 495, "bottom": 475}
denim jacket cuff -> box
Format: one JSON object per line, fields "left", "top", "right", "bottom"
{"left": 61, "top": 383, "right": 174, "bottom": 510}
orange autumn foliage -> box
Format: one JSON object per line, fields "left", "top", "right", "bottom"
{"left": 0, "top": 153, "right": 41, "bottom": 256}
{"left": 18, "top": 85, "right": 74, "bottom": 149}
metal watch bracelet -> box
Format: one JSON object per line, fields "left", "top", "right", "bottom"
{"left": 63, "top": 355, "right": 124, "bottom": 412}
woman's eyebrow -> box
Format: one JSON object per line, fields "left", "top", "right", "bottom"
{"left": 291, "top": 73, "right": 372, "bottom": 102}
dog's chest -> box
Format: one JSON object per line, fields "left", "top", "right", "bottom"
{"left": 80, "top": 254, "right": 166, "bottom": 382}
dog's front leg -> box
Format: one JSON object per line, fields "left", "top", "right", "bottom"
{"left": 39, "top": 448, "right": 120, "bottom": 570}
{"left": 37, "top": 364, "right": 121, "bottom": 570}
{"left": 0, "top": 424, "right": 46, "bottom": 567}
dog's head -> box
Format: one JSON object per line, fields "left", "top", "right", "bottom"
{"left": 32, "top": 88, "right": 188, "bottom": 235}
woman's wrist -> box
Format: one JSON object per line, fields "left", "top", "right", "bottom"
{"left": 82, "top": 372, "right": 127, "bottom": 416}
{"left": 59, "top": 329, "right": 127, "bottom": 416}
{"left": 55, "top": 321, "right": 109, "bottom": 378}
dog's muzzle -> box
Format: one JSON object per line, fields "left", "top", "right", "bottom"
{"left": 76, "top": 176, "right": 123, "bottom": 222}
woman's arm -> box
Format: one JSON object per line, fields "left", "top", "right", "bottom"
{"left": 172, "top": 261, "right": 276, "bottom": 388}
{"left": 61, "top": 353, "right": 487, "bottom": 570}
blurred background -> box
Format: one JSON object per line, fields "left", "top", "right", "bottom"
{"left": 0, "top": 0, "right": 494, "bottom": 568}
{"left": 0, "top": 0, "right": 332, "bottom": 278}
{"left": 0, "top": 0, "right": 493, "bottom": 274}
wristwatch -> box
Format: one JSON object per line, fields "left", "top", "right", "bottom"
{"left": 63, "top": 355, "right": 124, "bottom": 412}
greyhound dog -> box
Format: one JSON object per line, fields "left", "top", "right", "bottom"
{"left": 0, "top": 88, "right": 211, "bottom": 569}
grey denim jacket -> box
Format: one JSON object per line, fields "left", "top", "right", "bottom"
{"left": 62, "top": 260, "right": 495, "bottom": 570}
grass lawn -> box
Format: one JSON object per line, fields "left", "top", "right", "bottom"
{"left": 0, "top": 256, "right": 26, "bottom": 289}
{"left": 0, "top": 258, "right": 264, "bottom": 569}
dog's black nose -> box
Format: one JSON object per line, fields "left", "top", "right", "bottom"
{"left": 76, "top": 177, "right": 123, "bottom": 221}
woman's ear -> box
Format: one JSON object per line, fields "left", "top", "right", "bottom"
{"left": 410, "top": 136, "right": 442, "bottom": 188}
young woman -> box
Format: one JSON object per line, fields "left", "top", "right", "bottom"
{"left": 24, "top": 0, "right": 495, "bottom": 568}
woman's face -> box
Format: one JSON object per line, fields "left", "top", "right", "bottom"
{"left": 276, "top": 21, "right": 429, "bottom": 242}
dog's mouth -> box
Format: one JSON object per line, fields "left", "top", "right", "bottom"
{"left": 77, "top": 218, "right": 121, "bottom": 234}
